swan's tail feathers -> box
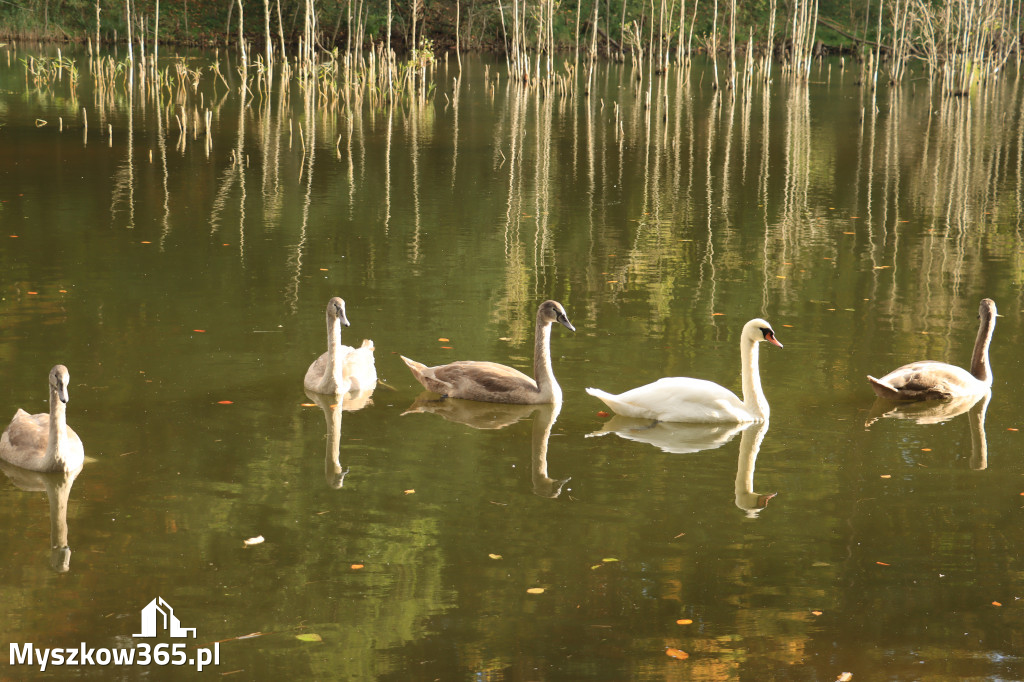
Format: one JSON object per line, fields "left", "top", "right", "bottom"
{"left": 586, "top": 387, "right": 619, "bottom": 410}
{"left": 359, "top": 338, "right": 374, "bottom": 350}
{"left": 400, "top": 355, "right": 428, "bottom": 376}
{"left": 867, "top": 375, "right": 901, "bottom": 400}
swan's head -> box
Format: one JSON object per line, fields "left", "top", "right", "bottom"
{"left": 539, "top": 300, "right": 575, "bottom": 332}
{"left": 743, "top": 319, "right": 783, "bottom": 348}
{"left": 49, "top": 365, "right": 71, "bottom": 404}
{"left": 979, "top": 298, "right": 998, "bottom": 321}
{"left": 327, "top": 297, "right": 351, "bottom": 328}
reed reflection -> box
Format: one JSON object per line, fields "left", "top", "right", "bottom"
{"left": 304, "top": 387, "right": 375, "bottom": 489}
{"left": 865, "top": 391, "right": 991, "bottom": 470}
{"left": 402, "top": 397, "right": 570, "bottom": 499}
{"left": 0, "top": 462, "right": 81, "bottom": 572}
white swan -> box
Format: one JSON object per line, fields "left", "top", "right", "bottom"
{"left": 0, "top": 365, "right": 85, "bottom": 473}
{"left": 400, "top": 300, "right": 575, "bottom": 405}
{"left": 304, "top": 297, "right": 377, "bottom": 394}
{"left": 586, "top": 318, "right": 783, "bottom": 423}
{"left": 867, "top": 298, "right": 997, "bottom": 401}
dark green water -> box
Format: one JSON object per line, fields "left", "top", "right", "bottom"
{"left": 1, "top": 45, "right": 1023, "bottom": 680}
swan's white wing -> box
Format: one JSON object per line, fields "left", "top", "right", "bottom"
{"left": 588, "top": 377, "right": 750, "bottom": 423}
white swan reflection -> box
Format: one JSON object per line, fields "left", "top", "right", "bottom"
{"left": 402, "top": 395, "right": 571, "bottom": 498}
{"left": 305, "top": 386, "right": 375, "bottom": 489}
{"left": 588, "top": 418, "right": 776, "bottom": 516}
{"left": 0, "top": 460, "right": 81, "bottom": 572}
{"left": 865, "top": 390, "right": 991, "bottom": 470}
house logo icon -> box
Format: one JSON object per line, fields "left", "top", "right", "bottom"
{"left": 133, "top": 597, "right": 197, "bottom": 638}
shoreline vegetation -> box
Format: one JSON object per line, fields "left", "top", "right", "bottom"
{"left": 2, "top": 0, "right": 1021, "bottom": 101}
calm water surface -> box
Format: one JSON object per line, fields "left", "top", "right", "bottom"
{"left": 1, "top": 45, "right": 1023, "bottom": 680}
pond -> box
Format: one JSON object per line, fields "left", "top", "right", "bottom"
{"left": 1, "top": 44, "right": 1023, "bottom": 679}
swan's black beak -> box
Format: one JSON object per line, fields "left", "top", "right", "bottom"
{"left": 56, "top": 383, "right": 70, "bottom": 404}
{"left": 763, "top": 329, "right": 783, "bottom": 348}
{"left": 557, "top": 312, "right": 576, "bottom": 332}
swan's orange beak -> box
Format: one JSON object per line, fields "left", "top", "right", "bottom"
{"left": 765, "top": 330, "right": 783, "bottom": 348}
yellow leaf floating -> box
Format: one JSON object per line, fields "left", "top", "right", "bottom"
{"left": 488, "top": 554, "right": 502, "bottom": 560}
{"left": 675, "top": 619, "right": 693, "bottom": 625}
{"left": 838, "top": 673, "right": 853, "bottom": 681}
{"left": 527, "top": 587, "right": 545, "bottom": 594}
{"left": 665, "top": 648, "right": 689, "bottom": 659}
{"left": 602, "top": 558, "right": 619, "bottom": 563}
{"left": 404, "top": 489, "right": 416, "bottom": 495}
{"left": 296, "top": 634, "right": 322, "bottom": 642}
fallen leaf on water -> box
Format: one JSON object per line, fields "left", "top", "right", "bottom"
{"left": 880, "top": 474, "right": 892, "bottom": 479}
{"left": 217, "top": 400, "right": 234, "bottom": 405}
{"left": 1008, "top": 428, "right": 1019, "bottom": 432}
{"left": 876, "top": 561, "right": 890, "bottom": 566}
{"left": 602, "top": 558, "right": 619, "bottom": 563}
{"left": 992, "top": 601, "right": 1002, "bottom": 606}
{"left": 440, "top": 346, "right": 453, "bottom": 349}
{"left": 665, "top": 648, "right": 689, "bottom": 660}
{"left": 438, "top": 337, "right": 450, "bottom": 342}
{"left": 351, "top": 564, "right": 364, "bottom": 570}
{"left": 295, "top": 633, "right": 322, "bottom": 642}
{"left": 597, "top": 411, "right": 609, "bottom": 418}
{"left": 301, "top": 403, "right": 316, "bottom": 407}
{"left": 811, "top": 610, "right": 823, "bottom": 616}
{"left": 404, "top": 489, "right": 415, "bottom": 495}
{"left": 921, "top": 448, "right": 932, "bottom": 452}
{"left": 527, "top": 587, "right": 545, "bottom": 594}
{"left": 838, "top": 673, "right": 853, "bottom": 681}
{"left": 712, "top": 312, "right": 725, "bottom": 316}
{"left": 488, "top": 554, "right": 502, "bottom": 560}
{"left": 676, "top": 619, "right": 693, "bottom": 625}
{"left": 243, "top": 535, "right": 264, "bottom": 547}
{"left": 193, "top": 329, "right": 206, "bottom": 333}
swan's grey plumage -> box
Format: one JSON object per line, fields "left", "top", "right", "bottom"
{"left": 586, "top": 318, "right": 783, "bottom": 423}
{"left": 400, "top": 300, "right": 575, "bottom": 405}
{"left": 0, "top": 365, "right": 84, "bottom": 473}
{"left": 867, "top": 298, "right": 997, "bottom": 401}
{"left": 304, "top": 297, "right": 377, "bottom": 394}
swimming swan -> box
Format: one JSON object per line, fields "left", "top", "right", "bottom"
{"left": 0, "top": 365, "right": 85, "bottom": 473}
{"left": 867, "top": 298, "right": 997, "bottom": 401}
{"left": 586, "top": 318, "right": 783, "bottom": 423}
{"left": 400, "top": 300, "right": 575, "bottom": 404}
{"left": 304, "top": 297, "right": 377, "bottom": 394}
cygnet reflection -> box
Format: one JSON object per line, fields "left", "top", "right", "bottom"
{"left": 864, "top": 391, "right": 991, "bottom": 470}
{"left": 0, "top": 460, "right": 81, "bottom": 572}
{"left": 588, "top": 417, "right": 776, "bottom": 516}
{"left": 402, "top": 394, "right": 571, "bottom": 498}
{"left": 305, "top": 386, "right": 375, "bottom": 489}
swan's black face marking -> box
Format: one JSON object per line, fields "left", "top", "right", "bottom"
{"left": 556, "top": 309, "right": 576, "bottom": 332}
{"left": 761, "top": 328, "right": 783, "bottom": 348}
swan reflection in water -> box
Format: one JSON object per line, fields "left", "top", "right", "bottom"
{"left": 588, "top": 418, "right": 776, "bottom": 516}
{"left": 305, "top": 385, "right": 375, "bottom": 489}
{"left": 865, "top": 390, "right": 991, "bottom": 470}
{"left": 403, "top": 395, "right": 571, "bottom": 498}
{"left": 0, "top": 460, "right": 81, "bottom": 572}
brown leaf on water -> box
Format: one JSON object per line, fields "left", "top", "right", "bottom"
{"left": 837, "top": 673, "right": 853, "bottom": 681}
{"left": 665, "top": 648, "right": 689, "bottom": 659}
{"left": 675, "top": 619, "right": 693, "bottom": 625}
{"left": 527, "top": 587, "right": 545, "bottom": 594}
{"left": 992, "top": 601, "right": 1002, "bottom": 606}
{"left": 351, "top": 564, "right": 365, "bottom": 570}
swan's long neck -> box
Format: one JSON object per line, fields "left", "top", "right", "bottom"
{"left": 46, "top": 387, "right": 69, "bottom": 469}
{"left": 532, "top": 317, "right": 559, "bottom": 402}
{"left": 326, "top": 312, "right": 344, "bottom": 386}
{"left": 739, "top": 337, "right": 769, "bottom": 420}
{"left": 969, "top": 309, "right": 996, "bottom": 385}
